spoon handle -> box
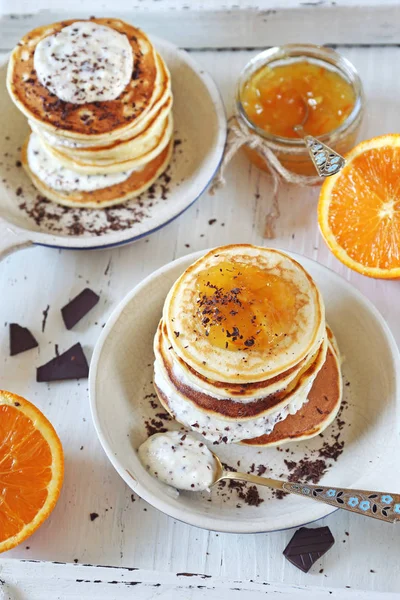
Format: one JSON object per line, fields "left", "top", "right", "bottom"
{"left": 221, "top": 471, "right": 400, "bottom": 523}
{"left": 293, "top": 125, "right": 345, "bottom": 177}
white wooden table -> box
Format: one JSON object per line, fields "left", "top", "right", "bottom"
{"left": 1, "top": 4, "right": 400, "bottom": 597}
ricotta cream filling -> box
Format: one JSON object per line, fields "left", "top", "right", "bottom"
{"left": 154, "top": 357, "right": 314, "bottom": 444}
{"left": 27, "top": 133, "right": 134, "bottom": 193}
{"left": 29, "top": 121, "right": 96, "bottom": 148}
{"left": 34, "top": 21, "right": 133, "bottom": 104}
{"left": 138, "top": 431, "right": 217, "bottom": 491}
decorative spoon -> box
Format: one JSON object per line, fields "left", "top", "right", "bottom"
{"left": 211, "top": 452, "right": 400, "bottom": 523}
{"left": 293, "top": 97, "right": 346, "bottom": 178}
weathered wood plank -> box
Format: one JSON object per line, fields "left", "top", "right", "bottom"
{"left": 0, "top": 559, "right": 397, "bottom": 599}
{"left": 2, "top": 4, "right": 400, "bottom": 49}
{"left": 0, "top": 44, "right": 399, "bottom": 595}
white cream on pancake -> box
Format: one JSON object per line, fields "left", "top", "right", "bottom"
{"left": 29, "top": 121, "right": 87, "bottom": 149}
{"left": 23, "top": 135, "right": 173, "bottom": 208}
{"left": 27, "top": 54, "right": 172, "bottom": 149}
{"left": 154, "top": 334, "right": 338, "bottom": 445}
{"left": 154, "top": 358, "right": 314, "bottom": 444}
{"left": 34, "top": 21, "right": 133, "bottom": 104}
{"left": 154, "top": 339, "right": 329, "bottom": 445}
{"left": 164, "top": 246, "right": 326, "bottom": 384}
{"left": 27, "top": 132, "right": 135, "bottom": 192}
{"left": 7, "top": 19, "right": 162, "bottom": 142}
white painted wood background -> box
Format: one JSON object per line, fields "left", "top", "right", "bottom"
{"left": 1, "top": 5, "right": 400, "bottom": 598}
{"left": 3, "top": 0, "right": 400, "bottom": 49}
{"left": 1, "top": 559, "right": 399, "bottom": 600}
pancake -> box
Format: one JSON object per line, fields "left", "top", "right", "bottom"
{"left": 22, "top": 133, "right": 173, "bottom": 208}
{"left": 154, "top": 330, "right": 329, "bottom": 444}
{"left": 27, "top": 53, "right": 172, "bottom": 149}
{"left": 241, "top": 339, "right": 342, "bottom": 446}
{"left": 36, "top": 96, "right": 172, "bottom": 162}
{"left": 163, "top": 245, "right": 326, "bottom": 384}
{"left": 154, "top": 383, "right": 306, "bottom": 445}
{"left": 155, "top": 335, "right": 340, "bottom": 445}
{"left": 155, "top": 319, "right": 328, "bottom": 417}
{"left": 41, "top": 113, "right": 173, "bottom": 174}
{"left": 165, "top": 325, "right": 324, "bottom": 401}
{"left": 7, "top": 18, "right": 161, "bottom": 140}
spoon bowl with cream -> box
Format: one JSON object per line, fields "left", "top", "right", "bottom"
{"left": 139, "top": 432, "right": 400, "bottom": 523}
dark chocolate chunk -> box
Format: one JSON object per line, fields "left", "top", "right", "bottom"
{"left": 9, "top": 323, "right": 38, "bottom": 356}
{"left": 61, "top": 288, "right": 99, "bottom": 330}
{"left": 37, "top": 343, "right": 89, "bottom": 382}
{"left": 283, "top": 526, "right": 335, "bottom": 573}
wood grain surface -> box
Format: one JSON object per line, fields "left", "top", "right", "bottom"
{"left": 0, "top": 24, "right": 399, "bottom": 597}
{"left": 2, "top": 2, "right": 400, "bottom": 49}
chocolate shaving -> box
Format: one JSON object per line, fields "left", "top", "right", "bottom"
{"left": 42, "top": 305, "right": 50, "bottom": 332}
{"left": 16, "top": 160, "right": 174, "bottom": 237}
{"left": 286, "top": 458, "right": 328, "bottom": 485}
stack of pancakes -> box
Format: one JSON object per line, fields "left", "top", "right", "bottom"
{"left": 154, "top": 245, "right": 342, "bottom": 446}
{"left": 7, "top": 18, "right": 173, "bottom": 208}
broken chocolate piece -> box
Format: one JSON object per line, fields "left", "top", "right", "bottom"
{"left": 283, "top": 526, "right": 335, "bottom": 573}
{"left": 9, "top": 323, "right": 38, "bottom": 356}
{"left": 61, "top": 288, "right": 99, "bottom": 330}
{"left": 37, "top": 343, "right": 89, "bottom": 382}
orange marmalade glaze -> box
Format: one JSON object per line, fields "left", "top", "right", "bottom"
{"left": 242, "top": 61, "right": 356, "bottom": 139}
{"left": 195, "top": 261, "right": 300, "bottom": 352}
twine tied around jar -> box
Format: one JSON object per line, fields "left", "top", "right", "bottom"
{"left": 209, "top": 116, "right": 322, "bottom": 238}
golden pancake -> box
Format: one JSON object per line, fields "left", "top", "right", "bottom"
{"left": 28, "top": 53, "right": 172, "bottom": 149}
{"left": 163, "top": 323, "right": 324, "bottom": 401}
{"left": 163, "top": 245, "right": 326, "bottom": 384}
{"left": 241, "top": 340, "right": 342, "bottom": 446}
{"left": 41, "top": 113, "right": 173, "bottom": 174}
{"left": 7, "top": 18, "right": 160, "bottom": 140}
{"left": 22, "top": 135, "right": 173, "bottom": 208}
{"left": 36, "top": 96, "right": 172, "bottom": 162}
{"left": 155, "top": 319, "right": 328, "bottom": 419}
{"left": 41, "top": 97, "right": 172, "bottom": 164}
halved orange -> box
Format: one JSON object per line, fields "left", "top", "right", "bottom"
{"left": 318, "top": 134, "right": 400, "bottom": 278}
{"left": 0, "top": 390, "right": 64, "bottom": 553}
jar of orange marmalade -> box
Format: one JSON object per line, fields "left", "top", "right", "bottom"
{"left": 236, "top": 44, "right": 365, "bottom": 177}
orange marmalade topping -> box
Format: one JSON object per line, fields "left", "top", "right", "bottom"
{"left": 241, "top": 60, "right": 356, "bottom": 139}
{"left": 196, "top": 261, "right": 300, "bottom": 352}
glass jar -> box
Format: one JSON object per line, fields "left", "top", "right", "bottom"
{"left": 236, "top": 44, "right": 365, "bottom": 178}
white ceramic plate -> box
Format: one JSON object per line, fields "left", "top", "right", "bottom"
{"left": 0, "top": 36, "right": 226, "bottom": 256}
{"left": 89, "top": 250, "right": 400, "bottom": 533}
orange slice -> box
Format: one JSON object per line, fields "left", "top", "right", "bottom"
{"left": 318, "top": 134, "right": 400, "bottom": 278}
{"left": 0, "top": 390, "right": 64, "bottom": 553}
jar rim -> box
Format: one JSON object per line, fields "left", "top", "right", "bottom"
{"left": 236, "top": 44, "right": 365, "bottom": 147}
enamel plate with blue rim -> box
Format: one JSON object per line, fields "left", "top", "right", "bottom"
{"left": 0, "top": 36, "right": 226, "bottom": 257}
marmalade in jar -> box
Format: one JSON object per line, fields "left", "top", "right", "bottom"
{"left": 242, "top": 61, "right": 356, "bottom": 139}
{"left": 238, "top": 52, "right": 362, "bottom": 177}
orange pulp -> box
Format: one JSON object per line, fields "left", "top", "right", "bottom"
{"left": 0, "top": 391, "right": 64, "bottom": 553}
{"left": 318, "top": 135, "right": 400, "bottom": 278}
